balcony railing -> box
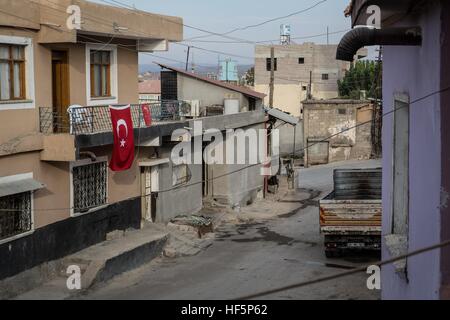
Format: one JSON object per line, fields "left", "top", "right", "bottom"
{"left": 39, "top": 101, "right": 185, "bottom": 135}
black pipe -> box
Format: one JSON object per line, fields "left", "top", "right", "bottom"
{"left": 336, "top": 26, "right": 422, "bottom": 61}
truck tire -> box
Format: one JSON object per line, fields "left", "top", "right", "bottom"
{"left": 325, "top": 249, "right": 339, "bottom": 258}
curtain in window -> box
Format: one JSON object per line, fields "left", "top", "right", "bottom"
{"left": 0, "top": 46, "right": 10, "bottom": 100}
{"left": 0, "top": 62, "right": 10, "bottom": 100}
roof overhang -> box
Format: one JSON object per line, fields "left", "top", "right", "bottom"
{"left": 265, "top": 108, "right": 298, "bottom": 126}
{"left": 2, "top": 0, "right": 183, "bottom": 46}
{"left": 157, "top": 63, "right": 267, "bottom": 100}
{"left": 350, "top": 0, "right": 422, "bottom": 28}
{"left": 0, "top": 178, "right": 45, "bottom": 198}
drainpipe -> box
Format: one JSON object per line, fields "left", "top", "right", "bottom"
{"left": 336, "top": 26, "right": 422, "bottom": 62}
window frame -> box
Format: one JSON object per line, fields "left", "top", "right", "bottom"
{"left": 70, "top": 156, "right": 109, "bottom": 217}
{"left": 298, "top": 57, "right": 305, "bottom": 64}
{"left": 0, "top": 44, "right": 26, "bottom": 101}
{"left": 391, "top": 93, "right": 410, "bottom": 236}
{"left": 85, "top": 44, "right": 118, "bottom": 106}
{"left": 0, "top": 35, "right": 35, "bottom": 110}
{"left": 90, "top": 50, "right": 111, "bottom": 98}
{"left": 322, "top": 73, "right": 329, "bottom": 80}
{"left": 0, "top": 173, "right": 35, "bottom": 245}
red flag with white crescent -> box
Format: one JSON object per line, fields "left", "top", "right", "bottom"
{"left": 109, "top": 105, "right": 135, "bottom": 171}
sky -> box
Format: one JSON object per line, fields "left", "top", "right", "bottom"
{"left": 91, "top": 0, "right": 357, "bottom": 68}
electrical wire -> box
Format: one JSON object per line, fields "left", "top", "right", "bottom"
{"left": 234, "top": 239, "right": 450, "bottom": 300}
{"left": 0, "top": 85, "right": 448, "bottom": 213}
{"left": 184, "top": 0, "right": 329, "bottom": 41}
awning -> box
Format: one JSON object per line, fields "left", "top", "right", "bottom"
{"left": 138, "top": 158, "right": 170, "bottom": 167}
{"left": 0, "top": 178, "right": 45, "bottom": 198}
{"left": 265, "top": 108, "right": 299, "bottom": 126}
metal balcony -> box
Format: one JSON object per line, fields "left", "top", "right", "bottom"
{"left": 39, "top": 101, "right": 185, "bottom": 135}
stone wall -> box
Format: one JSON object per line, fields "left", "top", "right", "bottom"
{"left": 303, "top": 100, "right": 373, "bottom": 166}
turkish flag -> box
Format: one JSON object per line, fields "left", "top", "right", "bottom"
{"left": 141, "top": 104, "right": 152, "bottom": 126}
{"left": 109, "top": 105, "right": 135, "bottom": 171}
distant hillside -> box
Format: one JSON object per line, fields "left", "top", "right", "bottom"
{"left": 139, "top": 63, "right": 254, "bottom": 77}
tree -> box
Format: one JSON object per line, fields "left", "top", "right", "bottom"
{"left": 242, "top": 67, "right": 254, "bottom": 86}
{"left": 338, "top": 60, "right": 382, "bottom": 100}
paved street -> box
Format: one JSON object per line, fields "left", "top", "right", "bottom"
{"left": 75, "top": 159, "right": 381, "bottom": 300}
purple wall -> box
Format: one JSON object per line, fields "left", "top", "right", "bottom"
{"left": 381, "top": 3, "right": 442, "bottom": 299}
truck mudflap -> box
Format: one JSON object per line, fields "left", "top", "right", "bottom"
{"left": 324, "top": 235, "right": 381, "bottom": 258}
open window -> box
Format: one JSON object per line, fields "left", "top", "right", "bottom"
{"left": 266, "top": 58, "right": 277, "bottom": 71}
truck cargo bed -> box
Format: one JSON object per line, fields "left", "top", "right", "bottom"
{"left": 319, "top": 168, "right": 382, "bottom": 257}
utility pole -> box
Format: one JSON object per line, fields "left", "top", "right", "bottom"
{"left": 307, "top": 70, "right": 312, "bottom": 100}
{"left": 269, "top": 47, "right": 275, "bottom": 107}
{"left": 185, "top": 46, "right": 190, "bottom": 71}
{"left": 327, "top": 26, "right": 329, "bottom": 45}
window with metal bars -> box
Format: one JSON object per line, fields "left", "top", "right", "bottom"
{"left": 0, "top": 192, "right": 32, "bottom": 241}
{"left": 73, "top": 161, "right": 107, "bottom": 213}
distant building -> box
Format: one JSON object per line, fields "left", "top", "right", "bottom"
{"left": 157, "top": 63, "right": 266, "bottom": 115}
{"left": 254, "top": 43, "right": 367, "bottom": 117}
{"left": 219, "top": 59, "right": 239, "bottom": 83}
{"left": 139, "top": 80, "right": 161, "bottom": 102}
{"left": 303, "top": 99, "right": 373, "bottom": 167}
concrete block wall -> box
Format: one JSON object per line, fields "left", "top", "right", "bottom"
{"left": 303, "top": 100, "right": 373, "bottom": 166}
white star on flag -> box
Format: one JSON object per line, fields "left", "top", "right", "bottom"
{"left": 120, "top": 139, "right": 126, "bottom": 147}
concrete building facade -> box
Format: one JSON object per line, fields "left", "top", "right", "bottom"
{"left": 254, "top": 43, "right": 365, "bottom": 117}
{"left": 158, "top": 63, "right": 265, "bottom": 115}
{"left": 0, "top": 1, "right": 272, "bottom": 282}
{"left": 0, "top": 0, "right": 184, "bottom": 280}
{"left": 303, "top": 100, "right": 373, "bottom": 167}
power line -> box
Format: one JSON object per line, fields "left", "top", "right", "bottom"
{"left": 184, "top": 29, "right": 350, "bottom": 44}
{"left": 234, "top": 238, "right": 450, "bottom": 300}
{"left": 95, "top": 0, "right": 256, "bottom": 44}
{"left": 185, "top": 0, "right": 329, "bottom": 41}
{"left": 0, "top": 85, "right": 448, "bottom": 213}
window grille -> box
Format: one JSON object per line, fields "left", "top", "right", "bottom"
{"left": 0, "top": 192, "right": 32, "bottom": 241}
{"left": 73, "top": 161, "right": 107, "bottom": 213}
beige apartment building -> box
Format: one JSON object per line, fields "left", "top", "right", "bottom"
{"left": 0, "top": 0, "right": 184, "bottom": 280}
{"left": 0, "top": 0, "right": 273, "bottom": 283}
{"left": 254, "top": 43, "right": 367, "bottom": 117}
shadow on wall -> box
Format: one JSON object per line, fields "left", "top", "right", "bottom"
{"left": 278, "top": 119, "right": 304, "bottom": 157}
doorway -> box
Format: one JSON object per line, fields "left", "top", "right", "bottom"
{"left": 141, "top": 166, "right": 157, "bottom": 223}
{"left": 51, "top": 50, "right": 70, "bottom": 133}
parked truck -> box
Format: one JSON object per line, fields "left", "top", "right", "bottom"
{"left": 319, "top": 168, "right": 382, "bottom": 258}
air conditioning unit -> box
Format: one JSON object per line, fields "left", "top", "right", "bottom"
{"left": 180, "top": 100, "right": 201, "bottom": 118}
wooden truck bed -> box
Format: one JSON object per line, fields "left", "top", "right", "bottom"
{"left": 319, "top": 168, "right": 382, "bottom": 257}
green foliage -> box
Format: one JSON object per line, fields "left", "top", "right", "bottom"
{"left": 338, "top": 60, "right": 382, "bottom": 100}
{"left": 242, "top": 67, "right": 254, "bottom": 86}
